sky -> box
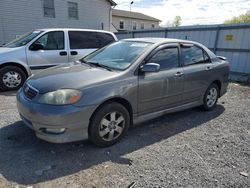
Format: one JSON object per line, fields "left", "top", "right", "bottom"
{"left": 114, "top": 0, "right": 250, "bottom": 26}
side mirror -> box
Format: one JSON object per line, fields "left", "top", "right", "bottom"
{"left": 29, "top": 43, "right": 44, "bottom": 51}
{"left": 140, "top": 63, "right": 160, "bottom": 73}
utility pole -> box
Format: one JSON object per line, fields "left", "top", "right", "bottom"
{"left": 130, "top": 1, "right": 134, "bottom": 12}
{"left": 130, "top": 1, "right": 134, "bottom": 31}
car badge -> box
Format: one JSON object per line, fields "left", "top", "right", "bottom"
{"left": 25, "top": 86, "right": 29, "bottom": 93}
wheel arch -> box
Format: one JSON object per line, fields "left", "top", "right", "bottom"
{"left": 0, "top": 62, "right": 30, "bottom": 78}
{"left": 88, "top": 97, "right": 134, "bottom": 136}
{"left": 211, "top": 80, "right": 221, "bottom": 97}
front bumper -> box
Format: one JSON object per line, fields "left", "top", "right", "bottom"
{"left": 16, "top": 89, "right": 97, "bottom": 143}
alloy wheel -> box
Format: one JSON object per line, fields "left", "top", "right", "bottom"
{"left": 99, "top": 111, "right": 125, "bottom": 141}
{"left": 206, "top": 87, "right": 218, "bottom": 108}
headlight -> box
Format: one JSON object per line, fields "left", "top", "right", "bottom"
{"left": 39, "top": 89, "right": 82, "bottom": 105}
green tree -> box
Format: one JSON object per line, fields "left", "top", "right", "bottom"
{"left": 172, "top": 16, "right": 182, "bottom": 27}
{"left": 224, "top": 11, "right": 250, "bottom": 24}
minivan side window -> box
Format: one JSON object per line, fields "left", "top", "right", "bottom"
{"left": 147, "top": 47, "right": 179, "bottom": 70}
{"left": 182, "top": 45, "right": 211, "bottom": 66}
{"left": 33, "top": 31, "right": 64, "bottom": 50}
{"left": 69, "top": 31, "right": 115, "bottom": 49}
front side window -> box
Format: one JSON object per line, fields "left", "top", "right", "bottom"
{"left": 182, "top": 45, "right": 211, "bottom": 66}
{"left": 4, "top": 31, "right": 42, "bottom": 48}
{"left": 82, "top": 41, "right": 152, "bottom": 70}
{"left": 68, "top": 2, "right": 78, "bottom": 20}
{"left": 43, "top": 0, "right": 55, "bottom": 18}
{"left": 147, "top": 47, "right": 179, "bottom": 70}
{"left": 69, "top": 31, "right": 115, "bottom": 49}
{"left": 119, "top": 21, "right": 124, "bottom": 30}
{"left": 152, "top": 24, "right": 155, "bottom": 29}
{"left": 33, "top": 31, "right": 64, "bottom": 50}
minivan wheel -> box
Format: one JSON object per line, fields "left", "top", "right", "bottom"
{"left": 0, "top": 66, "right": 27, "bottom": 91}
{"left": 89, "top": 102, "right": 130, "bottom": 147}
{"left": 202, "top": 83, "right": 219, "bottom": 111}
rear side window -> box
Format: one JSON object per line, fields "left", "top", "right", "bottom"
{"left": 147, "top": 47, "right": 179, "bottom": 70}
{"left": 69, "top": 31, "right": 115, "bottom": 49}
{"left": 181, "top": 45, "right": 211, "bottom": 66}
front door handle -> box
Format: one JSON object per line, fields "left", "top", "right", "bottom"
{"left": 59, "top": 51, "right": 67, "bottom": 56}
{"left": 206, "top": 66, "right": 213, "bottom": 71}
{"left": 71, "top": 51, "right": 78, "bottom": 55}
{"left": 175, "top": 72, "right": 184, "bottom": 77}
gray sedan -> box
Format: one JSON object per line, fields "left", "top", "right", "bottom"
{"left": 17, "top": 38, "right": 230, "bottom": 147}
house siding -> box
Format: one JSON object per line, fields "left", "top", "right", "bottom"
{"left": 0, "top": 0, "right": 111, "bottom": 44}
{"left": 112, "top": 16, "right": 159, "bottom": 31}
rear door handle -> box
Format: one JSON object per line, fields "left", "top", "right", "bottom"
{"left": 175, "top": 72, "right": 184, "bottom": 77}
{"left": 71, "top": 51, "right": 78, "bottom": 55}
{"left": 59, "top": 51, "right": 67, "bottom": 56}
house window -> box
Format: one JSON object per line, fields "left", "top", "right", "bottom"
{"left": 68, "top": 2, "right": 78, "bottom": 20}
{"left": 152, "top": 24, "right": 155, "bottom": 29}
{"left": 132, "top": 22, "right": 137, "bottom": 30}
{"left": 119, "top": 21, "right": 124, "bottom": 30}
{"left": 43, "top": 0, "right": 55, "bottom": 18}
{"left": 141, "top": 23, "right": 144, "bottom": 29}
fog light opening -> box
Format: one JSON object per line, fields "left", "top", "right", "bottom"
{"left": 40, "top": 128, "right": 66, "bottom": 135}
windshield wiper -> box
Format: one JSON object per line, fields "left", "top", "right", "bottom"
{"left": 80, "top": 59, "right": 93, "bottom": 67}
{"left": 87, "top": 62, "right": 113, "bottom": 71}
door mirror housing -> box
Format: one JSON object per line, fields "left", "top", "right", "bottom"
{"left": 140, "top": 63, "right": 160, "bottom": 73}
{"left": 30, "top": 43, "right": 44, "bottom": 51}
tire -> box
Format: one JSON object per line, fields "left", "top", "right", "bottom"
{"left": 89, "top": 102, "right": 130, "bottom": 147}
{"left": 0, "top": 66, "right": 27, "bottom": 91}
{"left": 202, "top": 83, "right": 219, "bottom": 111}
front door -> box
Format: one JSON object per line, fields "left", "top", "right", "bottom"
{"left": 138, "top": 45, "right": 184, "bottom": 115}
{"left": 26, "top": 31, "right": 68, "bottom": 72}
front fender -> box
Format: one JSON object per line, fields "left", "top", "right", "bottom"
{"left": 75, "top": 77, "right": 138, "bottom": 113}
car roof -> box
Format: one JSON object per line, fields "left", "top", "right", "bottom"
{"left": 35, "top": 28, "right": 115, "bottom": 35}
{"left": 122, "top": 37, "right": 198, "bottom": 45}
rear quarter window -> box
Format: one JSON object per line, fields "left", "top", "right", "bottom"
{"left": 69, "top": 31, "right": 115, "bottom": 49}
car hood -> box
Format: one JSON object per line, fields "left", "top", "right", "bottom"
{"left": 0, "top": 47, "right": 23, "bottom": 54}
{"left": 27, "top": 62, "right": 120, "bottom": 93}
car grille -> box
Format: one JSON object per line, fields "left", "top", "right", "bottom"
{"left": 23, "top": 83, "right": 38, "bottom": 100}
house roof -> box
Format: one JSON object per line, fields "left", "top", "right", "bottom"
{"left": 112, "top": 9, "right": 161, "bottom": 22}
{"left": 107, "top": 0, "right": 116, "bottom": 6}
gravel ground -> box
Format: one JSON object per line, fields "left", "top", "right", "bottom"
{"left": 0, "top": 83, "right": 249, "bottom": 188}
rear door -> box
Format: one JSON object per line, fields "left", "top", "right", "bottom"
{"left": 26, "top": 31, "right": 68, "bottom": 71}
{"left": 68, "top": 31, "right": 116, "bottom": 62}
{"left": 138, "top": 44, "right": 184, "bottom": 115}
{"left": 181, "top": 44, "right": 214, "bottom": 103}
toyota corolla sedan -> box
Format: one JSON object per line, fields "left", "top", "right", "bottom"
{"left": 17, "top": 38, "right": 230, "bottom": 147}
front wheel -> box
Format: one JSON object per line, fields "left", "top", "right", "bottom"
{"left": 0, "top": 66, "right": 27, "bottom": 91}
{"left": 202, "top": 83, "right": 219, "bottom": 111}
{"left": 89, "top": 102, "right": 130, "bottom": 147}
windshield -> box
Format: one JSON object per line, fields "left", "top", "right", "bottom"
{"left": 4, "top": 31, "right": 43, "bottom": 48}
{"left": 82, "top": 41, "right": 152, "bottom": 70}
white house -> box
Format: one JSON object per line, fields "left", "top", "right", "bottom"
{"left": 0, "top": 0, "right": 116, "bottom": 44}
{"left": 112, "top": 9, "right": 161, "bottom": 32}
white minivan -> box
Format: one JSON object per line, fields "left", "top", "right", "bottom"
{"left": 0, "top": 28, "right": 117, "bottom": 91}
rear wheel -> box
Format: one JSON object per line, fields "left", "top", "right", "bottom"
{"left": 0, "top": 66, "right": 27, "bottom": 91}
{"left": 202, "top": 83, "right": 219, "bottom": 111}
{"left": 89, "top": 102, "right": 130, "bottom": 147}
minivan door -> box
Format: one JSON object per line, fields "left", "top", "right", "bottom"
{"left": 138, "top": 44, "right": 184, "bottom": 115}
{"left": 68, "top": 31, "right": 116, "bottom": 62}
{"left": 26, "top": 31, "right": 68, "bottom": 72}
